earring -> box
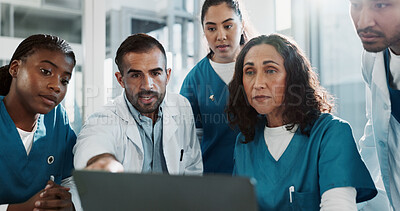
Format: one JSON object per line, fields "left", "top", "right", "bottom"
{"left": 240, "top": 34, "right": 245, "bottom": 45}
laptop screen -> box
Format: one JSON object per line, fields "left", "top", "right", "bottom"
{"left": 73, "top": 170, "right": 258, "bottom": 211}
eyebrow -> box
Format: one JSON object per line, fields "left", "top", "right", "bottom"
{"left": 127, "top": 67, "right": 164, "bottom": 74}
{"left": 244, "top": 60, "right": 279, "bottom": 66}
{"left": 205, "top": 18, "right": 234, "bottom": 25}
{"left": 40, "top": 60, "right": 72, "bottom": 76}
{"left": 40, "top": 60, "right": 58, "bottom": 68}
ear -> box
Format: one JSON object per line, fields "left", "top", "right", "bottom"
{"left": 115, "top": 72, "right": 125, "bottom": 88}
{"left": 165, "top": 68, "right": 172, "bottom": 85}
{"left": 9, "top": 60, "right": 21, "bottom": 78}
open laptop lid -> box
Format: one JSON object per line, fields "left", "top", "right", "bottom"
{"left": 73, "top": 170, "right": 258, "bottom": 211}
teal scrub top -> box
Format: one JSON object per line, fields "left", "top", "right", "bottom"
{"left": 180, "top": 57, "right": 239, "bottom": 174}
{"left": 0, "top": 96, "right": 76, "bottom": 204}
{"left": 234, "top": 113, "right": 377, "bottom": 211}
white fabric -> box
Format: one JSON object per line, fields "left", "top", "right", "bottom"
{"left": 388, "top": 116, "right": 400, "bottom": 210}
{"left": 61, "top": 176, "right": 82, "bottom": 211}
{"left": 209, "top": 59, "right": 235, "bottom": 85}
{"left": 73, "top": 92, "right": 203, "bottom": 175}
{"left": 358, "top": 50, "right": 397, "bottom": 210}
{"left": 320, "top": 187, "right": 357, "bottom": 211}
{"left": 0, "top": 204, "right": 7, "bottom": 211}
{"left": 389, "top": 49, "right": 400, "bottom": 90}
{"left": 263, "top": 124, "right": 298, "bottom": 161}
{"left": 17, "top": 122, "right": 37, "bottom": 155}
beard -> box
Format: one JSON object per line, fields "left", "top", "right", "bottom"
{"left": 129, "top": 90, "right": 165, "bottom": 115}
{"left": 358, "top": 27, "right": 400, "bottom": 52}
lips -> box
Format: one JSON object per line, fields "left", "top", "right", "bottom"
{"left": 216, "top": 44, "right": 229, "bottom": 51}
{"left": 40, "top": 95, "right": 57, "bottom": 106}
{"left": 139, "top": 94, "right": 156, "bottom": 104}
{"left": 359, "top": 32, "right": 382, "bottom": 42}
{"left": 253, "top": 95, "right": 271, "bottom": 102}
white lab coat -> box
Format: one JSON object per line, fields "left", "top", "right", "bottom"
{"left": 358, "top": 50, "right": 394, "bottom": 210}
{"left": 73, "top": 92, "right": 203, "bottom": 175}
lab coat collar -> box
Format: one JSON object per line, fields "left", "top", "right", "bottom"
{"left": 162, "top": 92, "right": 180, "bottom": 174}
{"left": 372, "top": 51, "right": 390, "bottom": 99}
{"left": 113, "top": 91, "right": 181, "bottom": 173}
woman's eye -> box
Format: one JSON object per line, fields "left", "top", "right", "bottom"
{"left": 244, "top": 69, "right": 255, "bottom": 75}
{"left": 40, "top": 68, "right": 51, "bottom": 76}
{"left": 225, "top": 25, "right": 233, "bottom": 29}
{"left": 208, "top": 27, "right": 216, "bottom": 32}
{"left": 266, "top": 69, "right": 277, "bottom": 74}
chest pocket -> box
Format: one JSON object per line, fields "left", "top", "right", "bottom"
{"left": 291, "top": 191, "right": 320, "bottom": 211}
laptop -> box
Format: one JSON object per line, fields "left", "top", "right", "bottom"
{"left": 73, "top": 170, "right": 258, "bottom": 211}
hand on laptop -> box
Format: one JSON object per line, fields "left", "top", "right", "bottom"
{"left": 86, "top": 153, "right": 124, "bottom": 172}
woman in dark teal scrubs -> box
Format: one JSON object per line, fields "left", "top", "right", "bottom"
{"left": 226, "top": 34, "right": 377, "bottom": 210}
{"left": 180, "top": 0, "right": 254, "bottom": 174}
{"left": 0, "top": 34, "right": 77, "bottom": 211}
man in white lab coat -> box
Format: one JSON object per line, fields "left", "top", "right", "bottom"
{"left": 73, "top": 33, "right": 203, "bottom": 175}
{"left": 349, "top": 0, "right": 400, "bottom": 210}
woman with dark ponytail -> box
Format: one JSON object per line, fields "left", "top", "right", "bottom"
{"left": 0, "top": 34, "right": 79, "bottom": 211}
{"left": 180, "top": 0, "right": 255, "bottom": 174}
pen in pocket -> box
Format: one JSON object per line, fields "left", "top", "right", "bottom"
{"left": 180, "top": 149, "right": 184, "bottom": 161}
{"left": 289, "top": 185, "right": 294, "bottom": 203}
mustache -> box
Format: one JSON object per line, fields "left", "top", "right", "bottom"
{"left": 137, "top": 90, "right": 159, "bottom": 97}
{"left": 357, "top": 27, "right": 385, "bottom": 37}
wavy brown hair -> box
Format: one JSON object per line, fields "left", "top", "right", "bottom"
{"left": 226, "top": 34, "right": 334, "bottom": 142}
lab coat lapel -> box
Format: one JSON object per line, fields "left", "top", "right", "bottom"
{"left": 162, "top": 95, "right": 180, "bottom": 174}
{"left": 372, "top": 52, "right": 390, "bottom": 100}
{"left": 115, "top": 94, "right": 144, "bottom": 154}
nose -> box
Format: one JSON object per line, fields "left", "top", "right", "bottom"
{"left": 253, "top": 73, "right": 265, "bottom": 90}
{"left": 357, "top": 7, "right": 375, "bottom": 29}
{"left": 217, "top": 29, "right": 227, "bottom": 41}
{"left": 142, "top": 74, "right": 154, "bottom": 90}
{"left": 48, "top": 77, "right": 61, "bottom": 93}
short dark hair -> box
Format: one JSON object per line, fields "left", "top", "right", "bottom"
{"left": 0, "top": 34, "right": 76, "bottom": 96}
{"left": 226, "top": 34, "right": 334, "bottom": 142}
{"left": 115, "top": 33, "right": 167, "bottom": 74}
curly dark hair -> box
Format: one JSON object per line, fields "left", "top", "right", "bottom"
{"left": 226, "top": 34, "right": 334, "bottom": 142}
{"left": 0, "top": 34, "right": 76, "bottom": 96}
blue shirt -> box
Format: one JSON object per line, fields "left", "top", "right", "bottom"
{"left": 124, "top": 94, "right": 167, "bottom": 173}
{"left": 0, "top": 96, "right": 76, "bottom": 204}
{"left": 234, "top": 113, "right": 377, "bottom": 211}
{"left": 180, "top": 57, "right": 239, "bottom": 174}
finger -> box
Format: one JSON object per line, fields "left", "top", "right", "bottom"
{"left": 44, "top": 180, "right": 55, "bottom": 190}
{"left": 35, "top": 199, "right": 73, "bottom": 209}
{"left": 33, "top": 209, "right": 58, "bottom": 211}
{"left": 40, "top": 187, "right": 72, "bottom": 200}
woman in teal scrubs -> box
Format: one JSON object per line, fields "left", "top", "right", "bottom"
{"left": 226, "top": 34, "right": 377, "bottom": 210}
{"left": 180, "top": 0, "right": 255, "bottom": 174}
{"left": 0, "top": 34, "right": 77, "bottom": 210}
